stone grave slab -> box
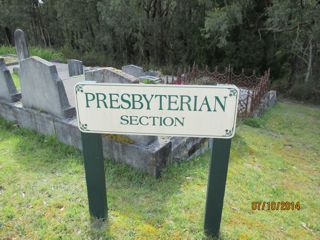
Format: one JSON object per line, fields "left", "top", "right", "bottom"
{"left": 62, "top": 75, "right": 85, "bottom": 107}
{"left": 0, "top": 58, "right": 21, "bottom": 102}
{"left": 68, "top": 59, "right": 84, "bottom": 77}
{"left": 14, "top": 29, "right": 29, "bottom": 61}
{"left": 122, "top": 64, "right": 145, "bottom": 77}
{"left": 19, "top": 56, "right": 75, "bottom": 118}
{"left": 85, "top": 67, "right": 139, "bottom": 83}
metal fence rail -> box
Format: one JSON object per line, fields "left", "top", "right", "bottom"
{"left": 166, "top": 65, "right": 270, "bottom": 117}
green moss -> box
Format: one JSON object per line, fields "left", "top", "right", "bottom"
{"left": 104, "top": 134, "right": 135, "bottom": 144}
{"left": 142, "top": 79, "right": 154, "bottom": 84}
{"left": 11, "top": 72, "right": 20, "bottom": 90}
{"left": 1, "top": 56, "right": 17, "bottom": 64}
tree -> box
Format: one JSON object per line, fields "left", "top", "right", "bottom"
{"left": 204, "top": 0, "right": 270, "bottom": 71}
{"left": 265, "top": 0, "right": 320, "bottom": 100}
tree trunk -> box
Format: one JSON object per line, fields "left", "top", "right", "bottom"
{"left": 4, "top": 27, "right": 13, "bottom": 45}
{"left": 304, "top": 40, "right": 313, "bottom": 83}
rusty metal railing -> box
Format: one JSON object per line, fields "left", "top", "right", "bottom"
{"left": 165, "top": 65, "right": 270, "bottom": 117}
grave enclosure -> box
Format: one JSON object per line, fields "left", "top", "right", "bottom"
{"left": 0, "top": 29, "right": 277, "bottom": 177}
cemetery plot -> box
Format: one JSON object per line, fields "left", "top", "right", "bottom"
{"left": 0, "top": 29, "right": 276, "bottom": 178}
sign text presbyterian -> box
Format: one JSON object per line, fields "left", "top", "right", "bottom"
{"left": 75, "top": 83, "right": 239, "bottom": 138}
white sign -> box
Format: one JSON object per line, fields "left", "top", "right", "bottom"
{"left": 75, "top": 83, "right": 239, "bottom": 138}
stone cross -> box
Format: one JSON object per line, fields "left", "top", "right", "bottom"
{"left": 0, "top": 58, "right": 21, "bottom": 102}
{"left": 14, "top": 29, "right": 30, "bottom": 62}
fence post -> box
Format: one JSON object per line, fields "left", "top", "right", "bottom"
{"left": 246, "top": 89, "right": 251, "bottom": 115}
{"left": 204, "top": 138, "right": 232, "bottom": 237}
{"left": 81, "top": 132, "right": 107, "bottom": 219}
{"left": 228, "top": 65, "right": 232, "bottom": 83}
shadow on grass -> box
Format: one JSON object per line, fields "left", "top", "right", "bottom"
{"left": 87, "top": 218, "right": 228, "bottom": 240}
{"left": 89, "top": 218, "right": 112, "bottom": 240}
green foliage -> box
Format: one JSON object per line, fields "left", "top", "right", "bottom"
{"left": 266, "top": 0, "right": 320, "bottom": 101}
{"left": 0, "top": 45, "right": 65, "bottom": 62}
{"left": 205, "top": 2, "right": 243, "bottom": 48}
{"left": 289, "top": 79, "right": 320, "bottom": 103}
{"left": 0, "top": 101, "right": 319, "bottom": 239}
{"left": 0, "top": 45, "right": 16, "bottom": 55}
{"left": 11, "top": 72, "right": 20, "bottom": 90}
{"left": 204, "top": 0, "right": 269, "bottom": 71}
{"left": 142, "top": 79, "right": 154, "bottom": 84}
{"left": 243, "top": 117, "right": 263, "bottom": 128}
{"left": 0, "top": 0, "right": 319, "bottom": 102}
{"left": 30, "top": 47, "right": 66, "bottom": 63}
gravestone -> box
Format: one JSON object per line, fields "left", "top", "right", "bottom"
{"left": 122, "top": 65, "right": 145, "bottom": 77}
{"left": 19, "top": 56, "right": 75, "bottom": 118}
{"left": 85, "top": 67, "right": 139, "bottom": 83}
{"left": 14, "top": 29, "right": 29, "bottom": 62}
{"left": 68, "top": 59, "right": 84, "bottom": 77}
{"left": 0, "top": 58, "right": 21, "bottom": 102}
{"left": 239, "top": 88, "right": 252, "bottom": 114}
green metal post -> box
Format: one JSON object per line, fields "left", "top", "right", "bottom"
{"left": 81, "top": 132, "right": 107, "bottom": 219}
{"left": 204, "top": 138, "right": 232, "bottom": 237}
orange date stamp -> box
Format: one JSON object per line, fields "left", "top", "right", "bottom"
{"left": 252, "top": 201, "right": 301, "bottom": 211}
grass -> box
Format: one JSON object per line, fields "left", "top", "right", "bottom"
{"left": 11, "top": 72, "right": 20, "bottom": 90}
{"left": 0, "top": 101, "right": 319, "bottom": 239}
{"left": 0, "top": 45, "right": 16, "bottom": 55}
{"left": 0, "top": 45, "right": 66, "bottom": 63}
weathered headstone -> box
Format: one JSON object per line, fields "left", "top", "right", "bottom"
{"left": 14, "top": 29, "right": 29, "bottom": 62}
{"left": 19, "top": 56, "right": 75, "bottom": 118}
{"left": 122, "top": 65, "right": 145, "bottom": 77}
{"left": 85, "top": 67, "right": 139, "bottom": 83}
{"left": 239, "top": 88, "right": 252, "bottom": 114}
{"left": 0, "top": 58, "right": 21, "bottom": 102}
{"left": 68, "top": 59, "right": 84, "bottom": 77}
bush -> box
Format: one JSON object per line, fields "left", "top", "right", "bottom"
{"left": 0, "top": 45, "right": 16, "bottom": 55}
{"left": 289, "top": 80, "right": 320, "bottom": 103}
{"left": 30, "top": 47, "right": 66, "bottom": 63}
{"left": 0, "top": 45, "right": 66, "bottom": 62}
{"left": 243, "top": 117, "right": 263, "bottom": 128}
{"left": 61, "top": 45, "right": 110, "bottom": 67}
